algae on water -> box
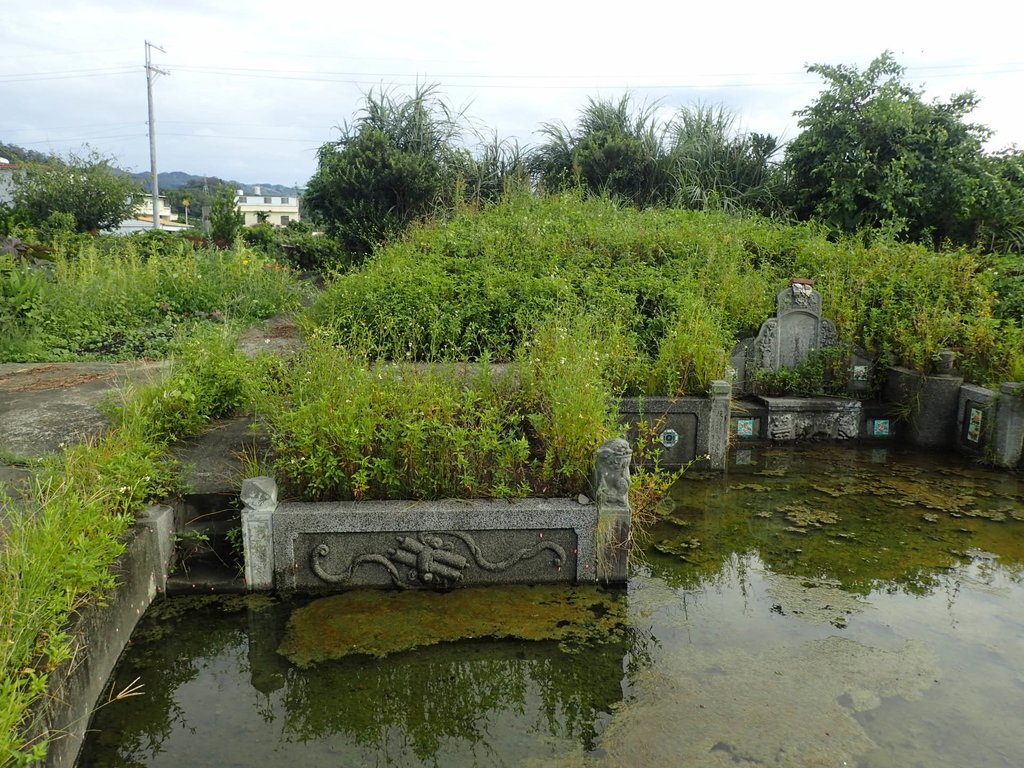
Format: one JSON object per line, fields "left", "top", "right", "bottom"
{"left": 278, "top": 585, "right": 629, "bottom": 665}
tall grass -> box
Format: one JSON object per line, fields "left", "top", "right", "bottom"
{"left": 308, "top": 191, "right": 1024, "bottom": 388}
{"left": 0, "top": 331, "right": 254, "bottom": 765}
{"left": 257, "top": 318, "right": 618, "bottom": 502}
{"left": 1, "top": 236, "right": 304, "bottom": 362}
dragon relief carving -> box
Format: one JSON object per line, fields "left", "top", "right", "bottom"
{"left": 311, "top": 531, "right": 567, "bottom": 588}
{"left": 756, "top": 318, "right": 778, "bottom": 369}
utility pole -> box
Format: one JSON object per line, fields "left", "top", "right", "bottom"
{"left": 145, "top": 41, "right": 168, "bottom": 230}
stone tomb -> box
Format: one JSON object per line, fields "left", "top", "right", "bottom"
{"left": 241, "top": 438, "right": 634, "bottom": 592}
{"left": 731, "top": 280, "right": 840, "bottom": 395}
{"left": 729, "top": 281, "right": 868, "bottom": 441}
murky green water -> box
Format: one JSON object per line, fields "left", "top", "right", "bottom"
{"left": 79, "top": 445, "right": 1024, "bottom": 768}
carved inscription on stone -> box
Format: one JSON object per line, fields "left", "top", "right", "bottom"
{"left": 311, "top": 531, "right": 567, "bottom": 588}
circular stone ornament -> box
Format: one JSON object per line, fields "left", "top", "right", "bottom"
{"left": 659, "top": 428, "right": 680, "bottom": 449}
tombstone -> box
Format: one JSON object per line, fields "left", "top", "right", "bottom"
{"left": 755, "top": 279, "right": 839, "bottom": 371}
{"left": 730, "top": 280, "right": 841, "bottom": 395}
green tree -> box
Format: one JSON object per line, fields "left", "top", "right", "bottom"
{"left": 531, "top": 94, "right": 669, "bottom": 207}
{"left": 784, "top": 52, "right": 993, "bottom": 247}
{"left": 304, "top": 84, "right": 465, "bottom": 257}
{"left": 973, "top": 148, "right": 1024, "bottom": 254}
{"left": 10, "top": 149, "right": 141, "bottom": 232}
{"left": 666, "top": 103, "right": 782, "bottom": 214}
{"left": 208, "top": 186, "right": 244, "bottom": 244}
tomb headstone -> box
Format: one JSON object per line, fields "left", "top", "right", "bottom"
{"left": 755, "top": 280, "right": 839, "bottom": 371}
{"left": 731, "top": 280, "right": 843, "bottom": 395}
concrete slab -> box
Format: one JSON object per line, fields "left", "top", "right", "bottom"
{"left": 171, "top": 415, "right": 270, "bottom": 497}
{"left": 0, "top": 361, "right": 167, "bottom": 458}
{"left": 237, "top": 313, "right": 304, "bottom": 358}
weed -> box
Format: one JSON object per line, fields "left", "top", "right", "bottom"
{"left": 0, "top": 234, "right": 304, "bottom": 363}
{"left": 305, "top": 192, "right": 1023, "bottom": 389}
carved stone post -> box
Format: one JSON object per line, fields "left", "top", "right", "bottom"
{"left": 594, "top": 438, "right": 632, "bottom": 584}
{"left": 241, "top": 476, "right": 278, "bottom": 591}
{"left": 991, "top": 383, "right": 1024, "bottom": 469}
{"left": 707, "top": 380, "right": 732, "bottom": 470}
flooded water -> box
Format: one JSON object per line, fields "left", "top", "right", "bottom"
{"left": 79, "top": 445, "right": 1024, "bottom": 768}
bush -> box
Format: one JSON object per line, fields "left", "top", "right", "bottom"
{"left": 241, "top": 221, "right": 348, "bottom": 272}
{"left": 305, "top": 191, "right": 1023, "bottom": 387}
{"left": 256, "top": 318, "right": 617, "bottom": 502}
{"left": 1, "top": 236, "right": 304, "bottom": 362}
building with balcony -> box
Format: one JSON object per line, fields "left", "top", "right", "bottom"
{"left": 235, "top": 186, "right": 300, "bottom": 227}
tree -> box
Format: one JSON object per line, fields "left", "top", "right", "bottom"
{"left": 972, "top": 148, "right": 1024, "bottom": 254}
{"left": 531, "top": 94, "right": 669, "bottom": 207}
{"left": 666, "top": 103, "right": 782, "bottom": 214}
{"left": 208, "top": 186, "right": 243, "bottom": 244}
{"left": 784, "top": 52, "right": 993, "bottom": 247}
{"left": 304, "top": 84, "right": 465, "bottom": 256}
{"left": 10, "top": 149, "right": 141, "bottom": 232}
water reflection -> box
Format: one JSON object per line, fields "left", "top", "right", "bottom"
{"left": 79, "top": 592, "right": 635, "bottom": 767}
{"left": 79, "top": 445, "right": 1024, "bottom": 768}
{"left": 652, "top": 444, "right": 1024, "bottom": 598}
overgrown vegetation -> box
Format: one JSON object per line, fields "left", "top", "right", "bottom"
{"left": 255, "top": 317, "right": 617, "bottom": 501}
{"left": 307, "top": 191, "right": 1024, "bottom": 388}
{"left": 0, "top": 228, "right": 304, "bottom": 362}
{"left": 5, "top": 43, "right": 1024, "bottom": 768}
{"left": 0, "top": 330, "right": 253, "bottom": 766}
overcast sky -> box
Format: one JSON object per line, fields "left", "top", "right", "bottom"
{"left": 4, "top": 0, "right": 1023, "bottom": 188}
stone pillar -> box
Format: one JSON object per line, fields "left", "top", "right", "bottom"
{"left": 135, "top": 503, "right": 175, "bottom": 594}
{"left": 241, "top": 476, "right": 278, "bottom": 591}
{"left": 707, "top": 380, "right": 731, "bottom": 470}
{"left": 991, "top": 383, "right": 1024, "bottom": 469}
{"left": 885, "top": 366, "right": 963, "bottom": 449}
{"left": 593, "top": 438, "right": 632, "bottom": 584}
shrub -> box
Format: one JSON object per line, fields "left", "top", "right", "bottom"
{"left": 1, "top": 237, "right": 304, "bottom": 362}
{"left": 306, "top": 191, "right": 1022, "bottom": 387}
{"left": 257, "top": 319, "right": 617, "bottom": 502}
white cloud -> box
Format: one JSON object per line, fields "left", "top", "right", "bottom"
{"left": 4, "top": 0, "right": 1023, "bottom": 184}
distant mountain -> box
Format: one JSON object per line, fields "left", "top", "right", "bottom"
{"left": 132, "top": 171, "right": 299, "bottom": 196}
{"left": 0, "top": 142, "right": 300, "bottom": 195}
{"left": 0, "top": 142, "right": 54, "bottom": 164}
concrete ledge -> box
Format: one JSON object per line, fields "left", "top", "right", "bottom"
{"left": 34, "top": 504, "right": 174, "bottom": 768}
{"left": 272, "top": 497, "right": 602, "bottom": 591}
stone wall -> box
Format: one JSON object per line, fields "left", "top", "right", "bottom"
{"left": 618, "top": 381, "right": 731, "bottom": 471}
{"left": 36, "top": 505, "right": 174, "bottom": 768}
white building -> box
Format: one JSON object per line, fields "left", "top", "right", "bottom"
{"left": 110, "top": 192, "right": 190, "bottom": 235}
{"left": 133, "top": 193, "right": 174, "bottom": 222}
{"left": 235, "top": 185, "right": 300, "bottom": 227}
{"left": 0, "top": 159, "right": 18, "bottom": 206}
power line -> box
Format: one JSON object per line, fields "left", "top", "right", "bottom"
{"left": 16, "top": 132, "right": 149, "bottom": 143}
{"left": 0, "top": 45, "right": 136, "bottom": 59}
{"left": 0, "top": 67, "right": 136, "bottom": 83}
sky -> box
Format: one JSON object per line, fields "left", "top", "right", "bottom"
{"left": 4, "top": 0, "right": 1024, "bottom": 189}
